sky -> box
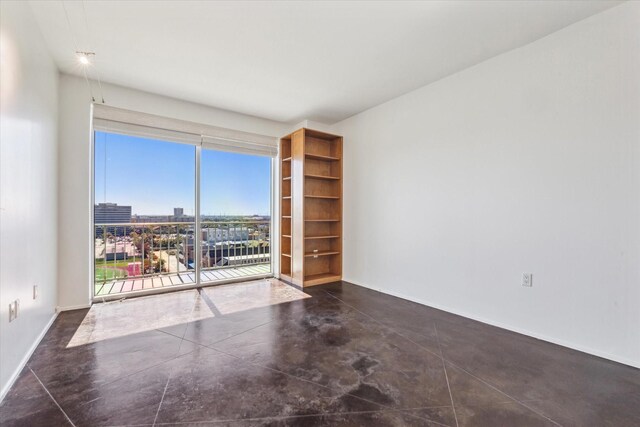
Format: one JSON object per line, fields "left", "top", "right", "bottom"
{"left": 94, "top": 131, "right": 271, "bottom": 216}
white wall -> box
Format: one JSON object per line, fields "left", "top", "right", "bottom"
{"left": 57, "top": 74, "right": 290, "bottom": 309}
{"left": 333, "top": 2, "right": 640, "bottom": 367}
{"left": 0, "top": 1, "right": 59, "bottom": 398}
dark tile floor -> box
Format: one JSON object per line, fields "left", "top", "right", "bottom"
{"left": 1, "top": 279, "right": 638, "bottom": 426}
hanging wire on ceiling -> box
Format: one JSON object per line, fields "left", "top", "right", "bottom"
{"left": 61, "top": 0, "right": 95, "bottom": 102}
{"left": 81, "top": 0, "right": 105, "bottom": 103}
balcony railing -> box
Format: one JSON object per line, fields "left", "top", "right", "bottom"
{"left": 93, "top": 220, "right": 270, "bottom": 296}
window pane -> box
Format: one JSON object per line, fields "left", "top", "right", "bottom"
{"left": 200, "top": 149, "right": 271, "bottom": 276}
{"left": 94, "top": 131, "right": 196, "bottom": 294}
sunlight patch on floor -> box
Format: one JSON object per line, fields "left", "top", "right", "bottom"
{"left": 203, "top": 278, "right": 310, "bottom": 315}
{"left": 66, "top": 279, "right": 309, "bottom": 347}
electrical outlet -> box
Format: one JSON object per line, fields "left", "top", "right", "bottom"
{"left": 522, "top": 273, "right": 532, "bottom": 287}
{"left": 8, "top": 301, "right": 16, "bottom": 322}
{"left": 33, "top": 285, "right": 38, "bottom": 300}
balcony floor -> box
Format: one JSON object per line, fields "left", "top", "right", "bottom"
{"left": 94, "top": 264, "right": 271, "bottom": 297}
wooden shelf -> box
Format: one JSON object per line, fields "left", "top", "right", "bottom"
{"left": 280, "top": 135, "right": 293, "bottom": 278}
{"left": 304, "top": 273, "right": 342, "bottom": 287}
{"left": 305, "top": 174, "right": 340, "bottom": 180}
{"left": 304, "top": 251, "right": 340, "bottom": 257}
{"left": 305, "top": 195, "right": 339, "bottom": 199}
{"left": 305, "top": 153, "right": 340, "bottom": 161}
{"left": 280, "top": 128, "right": 342, "bottom": 288}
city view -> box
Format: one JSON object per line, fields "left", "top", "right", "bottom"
{"left": 94, "top": 131, "right": 271, "bottom": 296}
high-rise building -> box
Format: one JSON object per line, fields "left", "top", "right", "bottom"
{"left": 94, "top": 203, "right": 132, "bottom": 224}
{"left": 174, "top": 207, "right": 184, "bottom": 217}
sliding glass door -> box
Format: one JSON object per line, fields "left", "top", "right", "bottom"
{"left": 93, "top": 129, "right": 273, "bottom": 299}
{"left": 199, "top": 149, "right": 272, "bottom": 282}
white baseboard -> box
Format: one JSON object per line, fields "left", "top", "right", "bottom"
{"left": 0, "top": 312, "right": 59, "bottom": 403}
{"left": 56, "top": 303, "right": 91, "bottom": 312}
{"left": 342, "top": 278, "right": 639, "bottom": 369}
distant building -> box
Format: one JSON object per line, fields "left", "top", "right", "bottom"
{"left": 131, "top": 214, "right": 170, "bottom": 223}
{"left": 170, "top": 207, "right": 193, "bottom": 222}
{"left": 95, "top": 203, "right": 132, "bottom": 236}
{"left": 204, "top": 227, "right": 249, "bottom": 243}
{"left": 94, "top": 203, "right": 132, "bottom": 224}
{"left": 132, "top": 212, "right": 194, "bottom": 223}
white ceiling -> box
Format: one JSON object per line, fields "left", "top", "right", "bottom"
{"left": 28, "top": 1, "right": 620, "bottom": 124}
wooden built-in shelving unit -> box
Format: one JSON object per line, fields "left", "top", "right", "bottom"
{"left": 279, "top": 128, "right": 343, "bottom": 287}
{"left": 280, "top": 135, "right": 293, "bottom": 280}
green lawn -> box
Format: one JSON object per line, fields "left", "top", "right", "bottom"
{"left": 95, "top": 257, "right": 144, "bottom": 269}
{"left": 94, "top": 267, "right": 127, "bottom": 282}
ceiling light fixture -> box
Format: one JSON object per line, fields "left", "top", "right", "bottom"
{"left": 76, "top": 51, "right": 95, "bottom": 65}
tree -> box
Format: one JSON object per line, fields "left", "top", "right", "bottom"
{"left": 130, "top": 231, "right": 141, "bottom": 261}
{"left": 154, "top": 258, "right": 166, "bottom": 273}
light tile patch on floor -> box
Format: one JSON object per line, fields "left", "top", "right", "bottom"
{"left": 70, "top": 279, "right": 308, "bottom": 347}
